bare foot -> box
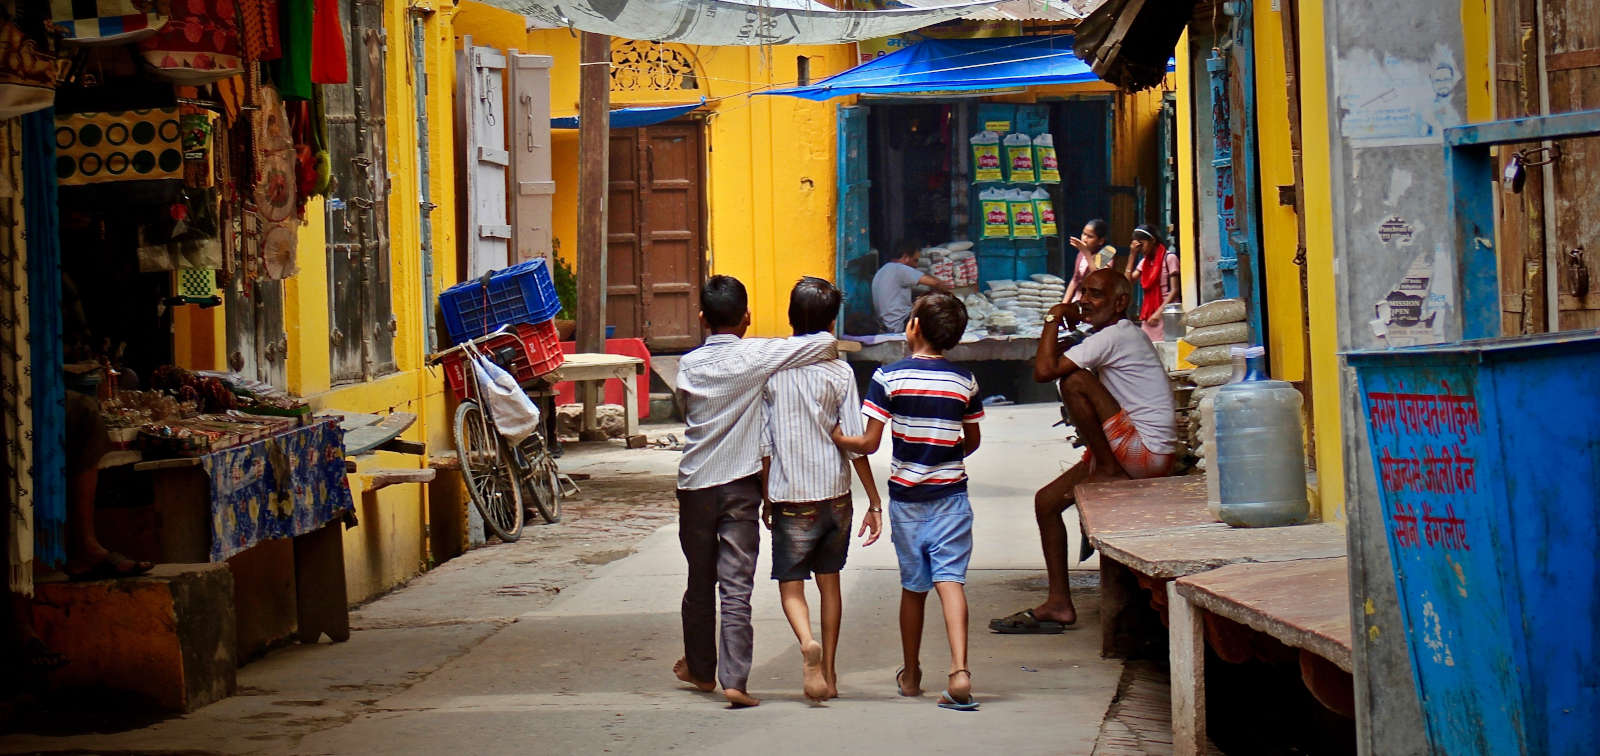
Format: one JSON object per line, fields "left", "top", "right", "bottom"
{"left": 896, "top": 664, "right": 922, "bottom": 697}
{"left": 800, "top": 641, "right": 827, "bottom": 701}
{"left": 673, "top": 658, "right": 714, "bottom": 692}
{"left": 724, "top": 689, "right": 760, "bottom": 708}
{"left": 948, "top": 669, "right": 973, "bottom": 703}
{"left": 824, "top": 670, "right": 839, "bottom": 700}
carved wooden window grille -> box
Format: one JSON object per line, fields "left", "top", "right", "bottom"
{"left": 611, "top": 41, "right": 700, "bottom": 92}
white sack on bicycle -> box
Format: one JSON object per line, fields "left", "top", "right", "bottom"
{"left": 470, "top": 350, "right": 542, "bottom": 445}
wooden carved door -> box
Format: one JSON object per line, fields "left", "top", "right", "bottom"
{"left": 606, "top": 121, "right": 705, "bottom": 351}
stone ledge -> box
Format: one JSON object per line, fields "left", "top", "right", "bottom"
{"left": 33, "top": 563, "right": 237, "bottom": 712}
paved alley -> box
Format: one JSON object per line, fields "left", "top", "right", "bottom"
{"left": 2, "top": 403, "right": 1120, "bottom": 755}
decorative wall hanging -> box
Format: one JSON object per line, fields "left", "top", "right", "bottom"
{"left": 54, "top": 108, "right": 184, "bottom": 185}
{"left": 138, "top": 0, "right": 243, "bottom": 84}
{"left": 0, "top": 19, "right": 63, "bottom": 119}
{"left": 48, "top": 0, "right": 167, "bottom": 45}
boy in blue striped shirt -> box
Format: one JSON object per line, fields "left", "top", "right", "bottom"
{"left": 832, "top": 291, "right": 983, "bottom": 711}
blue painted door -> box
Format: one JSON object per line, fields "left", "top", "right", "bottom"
{"left": 1055, "top": 97, "right": 1113, "bottom": 267}
{"left": 837, "top": 105, "right": 875, "bottom": 335}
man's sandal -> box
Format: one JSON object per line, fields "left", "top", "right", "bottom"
{"left": 989, "top": 608, "right": 1070, "bottom": 634}
{"left": 937, "top": 670, "right": 978, "bottom": 711}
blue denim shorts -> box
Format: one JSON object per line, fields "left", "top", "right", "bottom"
{"left": 888, "top": 491, "right": 974, "bottom": 593}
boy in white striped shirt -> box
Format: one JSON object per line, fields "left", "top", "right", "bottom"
{"left": 760, "top": 277, "right": 883, "bottom": 703}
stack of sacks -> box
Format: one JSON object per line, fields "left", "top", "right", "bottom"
{"left": 962, "top": 293, "right": 993, "bottom": 341}
{"left": 1029, "top": 274, "right": 1067, "bottom": 303}
{"left": 1180, "top": 298, "right": 1249, "bottom": 469}
{"left": 986, "top": 280, "right": 1019, "bottom": 311}
{"left": 1012, "top": 278, "right": 1061, "bottom": 319}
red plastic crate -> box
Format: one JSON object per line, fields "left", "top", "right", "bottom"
{"left": 441, "top": 320, "right": 564, "bottom": 402}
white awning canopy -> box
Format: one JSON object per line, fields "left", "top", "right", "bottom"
{"left": 500, "top": 0, "right": 998, "bottom": 46}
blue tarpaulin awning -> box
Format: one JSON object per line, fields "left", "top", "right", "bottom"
{"left": 757, "top": 36, "right": 1171, "bottom": 101}
{"left": 551, "top": 99, "right": 705, "bottom": 130}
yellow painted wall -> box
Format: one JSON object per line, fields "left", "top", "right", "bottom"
{"left": 1175, "top": 4, "right": 1343, "bottom": 520}
{"left": 173, "top": 0, "right": 467, "bottom": 604}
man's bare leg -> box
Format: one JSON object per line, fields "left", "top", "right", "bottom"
{"left": 1060, "top": 371, "right": 1128, "bottom": 480}
{"left": 1032, "top": 462, "right": 1091, "bottom": 625}
{"left": 779, "top": 580, "right": 827, "bottom": 701}
{"left": 898, "top": 589, "right": 927, "bottom": 696}
{"left": 673, "top": 658, "right": 715, "bottom": 692}
{"left": 817, "top": 572, "right": 842, "bottom": 699}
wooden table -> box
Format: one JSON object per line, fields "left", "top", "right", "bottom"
{"left": 554, "top": 353, "right": 646, "bottom": 441}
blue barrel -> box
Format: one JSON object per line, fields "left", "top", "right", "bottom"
{"left": 1348, "top": 332, "right": 1600, "bottom": 755}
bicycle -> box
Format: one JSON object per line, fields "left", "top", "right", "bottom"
{"left": 429, "top": 325, "right": 569, "bottom": 542}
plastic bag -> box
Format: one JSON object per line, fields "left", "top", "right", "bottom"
{"left": 980, "top": 188, "right": 1011, "bottom": 239}
{"left": 1034, "top": 133, "right": 1060, "bottom": 183}
{"left": 970, "top": 131, "right": 1003, "bottom": 183}
{"left": 470, "top": 347, "right": 541, "bottom": 445}
{"left": 1004, "top": 132, "right": 1036, "bottom": 182}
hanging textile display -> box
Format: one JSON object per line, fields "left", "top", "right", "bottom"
{"left": 54, "top": 108, "right": 185, "bottom": 185}
{"left": 138, "top": 0, "right": 244, "bottom": 84}
{"left": 47, "top": 0, "right": 166, "bottom": 45}
{"left": 23, "top": 109, "right": 65, "bottom": 573}
{"left": 501, "top": 0, "right": 991, "bottom": 46}
{"left": 271, "top": 0, "right": 312, "bottom": 100}
{"left": 0, "top": 17, "right": 63, "bottom": 119}
{"left": 1, "top": 120, "right": 33, "bottom": 595}
{"left": 250, "top": 87, "right": 298, "bottom": 279}
{"left": 308, "top": 0, "right": 346, "bottom": 83}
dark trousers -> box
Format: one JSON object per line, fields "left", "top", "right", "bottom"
{"left": 677, "top": 475, "right": 761, "bottom": 691}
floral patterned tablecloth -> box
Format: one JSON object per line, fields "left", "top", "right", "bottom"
{"left": 199, "top": 419, "right": 355, "bottom": 562}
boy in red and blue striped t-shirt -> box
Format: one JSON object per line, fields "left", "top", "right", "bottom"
{"left": 832, "top": 291, "right": 983, "bottom": 712}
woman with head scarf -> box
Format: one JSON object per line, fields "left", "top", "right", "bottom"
{"left": 1128, "top": 225, "right": 1179, "bottom": 342}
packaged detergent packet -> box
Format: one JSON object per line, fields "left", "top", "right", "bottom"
{"left": 980, "top": 187, "right": 1011, "bottom": 238}
{"left": 970, "top": 131, "right": 1003, "bottom": 183}
{"left": 1032, "top": 187, "right": 1058, "bottom": 236}
{"left": 1009, "top": 188, "right": 1040, "bottom": 239}
{"left": 1004, "top": 132, "right": 1037, "bottom": 183}
{"left": 1034, "top": 133, "right": 1060, "bottom": 183}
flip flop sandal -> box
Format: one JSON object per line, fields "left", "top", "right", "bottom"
{"left": 67, "top": 551, "right": 154, "bottom": 582}
{"left": 989, "top": 608, "right": 1069, "bottom": 634}
{"left": 937, "top": 670, "right": 978, "bottom": 711}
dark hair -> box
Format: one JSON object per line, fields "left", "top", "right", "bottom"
{"left": 1085, "top": 218, "right": 1109, "bottom": 239}
{"left": 701, "top": 275, "right": 748, "bottom": 330}
{"left": 909, "top": 291, "right": 967, "bottom": 352}
{"left": 895, "top": 240, "right": 922, "bottom": 260}
{"left": 788, "top": 276, "right": 842, "bottom": 335}
{"left": 1132, "top": 224, "right": 1163, "bottom": 245}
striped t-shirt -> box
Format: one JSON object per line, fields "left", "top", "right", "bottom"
{"left": 862, "top": 356, "right": 984, "bottom": 502}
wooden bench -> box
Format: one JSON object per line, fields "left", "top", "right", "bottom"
{"left": 1075, "top": 475, "right": 1354, "bottom": 755}
{"left": 1170, "top": 558, "right": 1353, "bottom": 755}
{"left": 553, "top": 353, "right": 645, "bottom": 443}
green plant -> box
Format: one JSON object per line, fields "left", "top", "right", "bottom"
{"left": 552, "top": 249, "right": 577, "bottom": 320}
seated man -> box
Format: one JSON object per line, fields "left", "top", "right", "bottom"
{"left": 991, "top": 268, "right": 1178, "bottom": 633}
{"left": 870, "top": 242, "right": 948, "bottom": 334}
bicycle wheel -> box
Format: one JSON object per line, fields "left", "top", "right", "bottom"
{"left": 455, "top": 400, "right": 525, "bottom": 542}
{"left": 517, "top": 434, "right": 562, "bottom": 524}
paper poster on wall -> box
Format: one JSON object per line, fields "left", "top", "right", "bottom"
{"left": 1336, "top": 45, "right": 1462, "bottom": 148}
{"left": 1371, "top": 247, "right": 1453, "bottom": 346}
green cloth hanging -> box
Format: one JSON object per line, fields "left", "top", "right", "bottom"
{"left": 272, "top": 0, "right": 314, "bottom": 101}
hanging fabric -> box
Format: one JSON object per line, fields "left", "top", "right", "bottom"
{"left": 0, "top": 16, "right": 62, "bottom": 119}
{"left": 308, "top": 0, "right": 346, "bottom": 84}
{"left": 47, "top": 0, "right": 167, "bottom": 45}
{"left": 22, "top": 109, "right": 64, "bottom": 572}
{"left": 238, "top": 0, "right": 283, "bottom": 61}
{"left": 271, "top": 0, "right": 312, "bottom": 100}
{"left": 1, "top": 119, "right": 34, "bottom": 595}
{"left": 137, "top": 0, "right": 244, "bottom": 84}
{"left": 249, "top": 87, "right": 298, "bottom": 279}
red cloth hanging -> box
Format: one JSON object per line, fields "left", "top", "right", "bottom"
{"left": 309, "top": 0, "right": 347, "bottom": 84}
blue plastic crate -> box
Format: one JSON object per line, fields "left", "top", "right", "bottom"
{"left": 439, "top": 258, "right": 562, "bottom": 345}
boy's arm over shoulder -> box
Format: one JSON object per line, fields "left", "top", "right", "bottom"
{"left": 961, "top": 370, "right": 983, "bottom": 455}
{"left": 738, "top": 332, "right": 838, "bottom": 378}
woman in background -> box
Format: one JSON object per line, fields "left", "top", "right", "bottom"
{"left": 1128, "top": 224, "right": 1180, "bottom": 342}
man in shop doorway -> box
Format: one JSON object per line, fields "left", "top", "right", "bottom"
{"left": 871, "top": 242, "right": 948, "bottom": 334}
{"left": 989, "top": 268, "right": 1177, "bottom": 634}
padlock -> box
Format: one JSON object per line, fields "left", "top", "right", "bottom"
{"left": 1503, "top": 153, "right": 1526, "bottom": 194}
{"left": 1566, "top": 248, "right": 1589, "bottom": 299}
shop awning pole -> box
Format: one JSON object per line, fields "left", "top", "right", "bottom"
{"left": 575, "top": 32, "right": 610, "bottom": 437}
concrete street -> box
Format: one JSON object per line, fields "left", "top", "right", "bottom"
{"left": 2, "top": 403, "right": 1121, "bottom": 755}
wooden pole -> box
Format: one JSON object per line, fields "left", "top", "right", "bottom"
{"left": 575, "top": 32, "right": 610, "bottom": 439}
{"left": 575, "top": 32, "right": 610, "bottom": 354}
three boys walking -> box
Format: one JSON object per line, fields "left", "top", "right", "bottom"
{"left": 674, "top": 274, "right": 983, "bottom": 710}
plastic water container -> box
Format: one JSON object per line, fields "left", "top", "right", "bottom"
{"left": 1213, "top": 375, "right": 1309, "bottom": 527}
